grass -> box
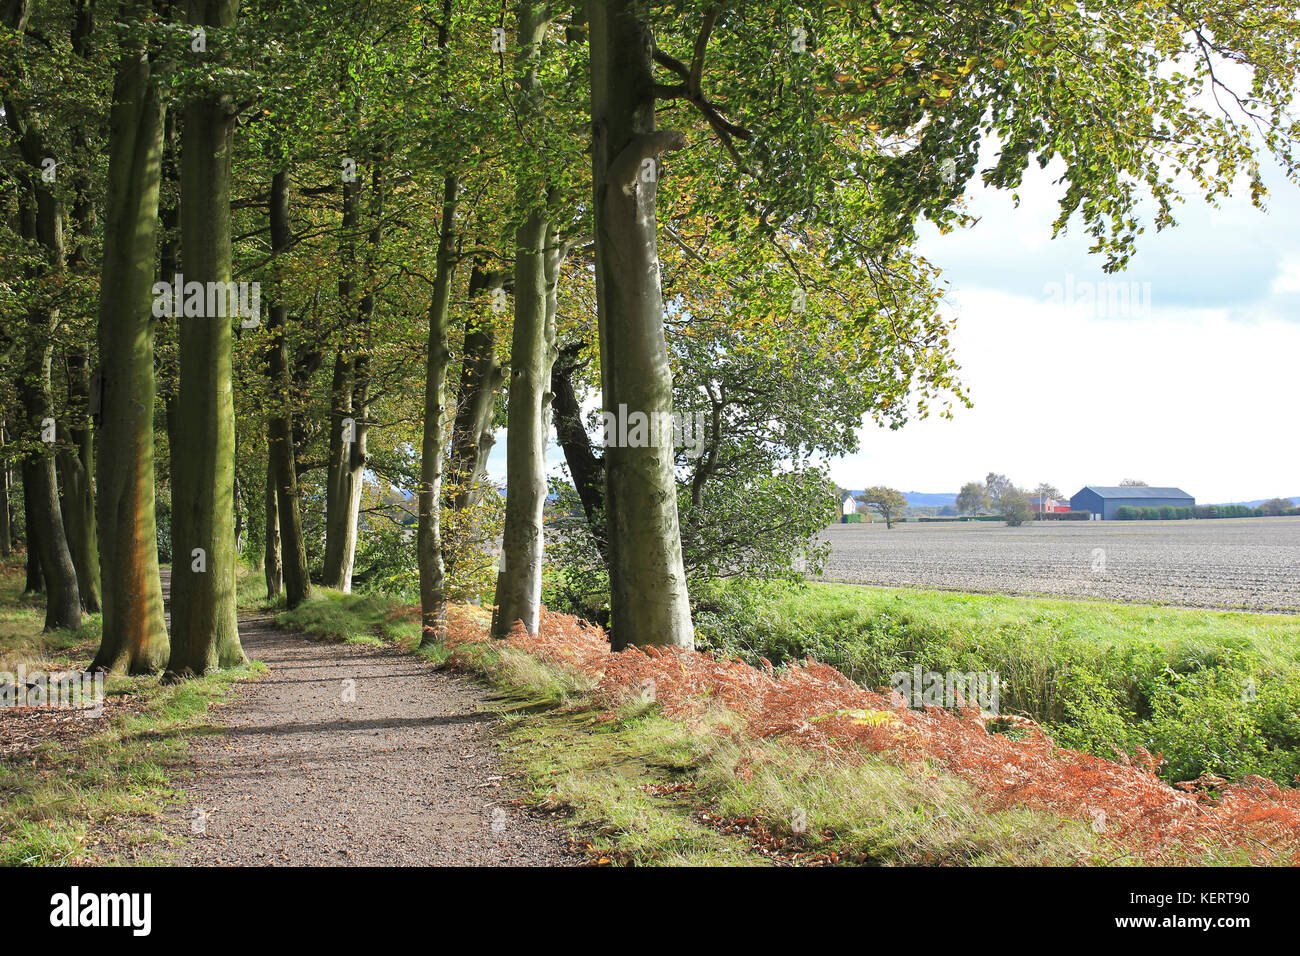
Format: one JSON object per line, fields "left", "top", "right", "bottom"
{"left": 0, "top": 663, "right": 261, "bottom": 865}
{"left": 694, "top": 579, "right": 1300, "bottom": 786}
{"left": 276, "top": 588, "right": 422, "bottom": 647}
{"left": 275, "top": 586, "right": 1120, "bottom": 866}
{"left": 0, "top": 559, "right": 263, "bottom": 865}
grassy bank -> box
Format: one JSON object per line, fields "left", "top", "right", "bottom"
{"left": 694, "top": 580, "right": 1300, "bottom": 786}
{"left": 0, "top": 560, "right": 262, "bottom": 865}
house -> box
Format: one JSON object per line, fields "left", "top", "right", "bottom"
{"left": 1069, "top": 486, "right": 1195, "bottom": 520}
{"left": 1029, "top": 496, "right": 1070, "bottom": 515}
{"left": 841, "top": 494, "right": 857, "bottom": 518}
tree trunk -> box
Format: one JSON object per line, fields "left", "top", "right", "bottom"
{"left": 166, "top": 0, "right": 244, "bottom": 678}
{"left": 22, "top": 473, "right": 43, "bottom": 595}
{"left": 58, "top": 347, "right": 101, "bottom": 612}
{"left": 588, "top": 0, "right": 694, "bottom": 650}
{"left": 264, "top": 453, "right": 282, "bottom": 599}
{"left": 447, "top": 265, "right": 504, "bottom": 514}
{"left": 492, "top": 2, "right": 564, "bottom": 639}
{"left": 492, "top": 230, "right": 571, "bottom": 638}
{"left": 0, "top": 422, "right": 11, "bottom": 558}
{"left": 91, "top": 2, "right": 170, "bottom": 672}
{"left": 266, "top": 165, "right": 310, "bottom": 607}
{"left": 418, "top": 173, "right": 459, "bottom": 646}
{"left": 323, "top": 162, "right": 381, "bottom": 592}
{"left": 3, "top": 0, "right": 82, "bottom": 632}
{"left": 551, "top": 343, "right": 607, "bottom": 560}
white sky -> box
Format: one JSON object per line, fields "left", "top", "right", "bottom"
{"left": 829, "top": 155, "right": 1300, "bottom": 505}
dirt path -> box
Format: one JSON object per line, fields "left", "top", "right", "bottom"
{"left": 156, "top": 586, "right": 571, "bottom": 866}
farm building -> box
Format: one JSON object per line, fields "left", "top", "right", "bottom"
{"left": 1069, "top": 486, "right": 1195, "bottom": 520}
{"left": 1030, "top": 496, "right": 1070, "bottom": 515}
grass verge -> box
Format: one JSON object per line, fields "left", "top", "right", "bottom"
{"left": 0, "top": 560, "right": 264, "bottom": 865}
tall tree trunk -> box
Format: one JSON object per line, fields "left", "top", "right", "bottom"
{"left": 324, "top": 163, "right": 380, "bottom": 592}
{"left": 4, "top": 0, "right": 82, "bottom": 631}
{"left": 58, "top": 347, "right": 101, "bottom": 612}
{"left": 20, "top": 337, "right": 82, "bottom": 630}
{"left": 418, "top": 173, "right": 458, "bottom": 646}
{"left": 447, "top": 265, "right": 504, "bottom": 514}
{"left": 492, "top": 2, "right": 564, "bottom": 639}
{"left": 22, "top": 473, "right": 43, "bottom": 594}
{"left": 266, "top": 165, "right": 310, "bottom": 607}
{"left": 551, "top": 342, "right": 607, "bottom": 560}
{"left": 167, "top": 0, "right": 244, "bottom": 678}
{"left": 91, "top": 0, "right": 170, "bottom": 672}
{"left": 0, "top": 422, "right": 11, "bottom": 558}
{"left": 59, "top": 0, "right": 101, "bottom": 614}
{"left": 263, "top": 453, "right": 282, "bottom": 598}
{"left": 588, "top": 0, "right": 694, "bottom": 650}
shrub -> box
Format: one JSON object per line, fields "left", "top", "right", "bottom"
{"left": 998, "top": 487, "right": 1033, "bottom": 527}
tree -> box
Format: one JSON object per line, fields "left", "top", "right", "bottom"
{"left": 166, "top": 0, "right": 247, "bottom": 679}
{"left": 999, "top": 487, "right": 1034, "bottom": 527}
{"left": 985, "top": 473, "right": 1012, "bottom": 509}
{"left": 263, "top": 161, "right": 311, "bottom": 609}
{"left": 857, "top": 487, "right": 907, "bottom": 529}
{"left": 957, "top": 481, "right": 989, "bottom": 517}
{"left": 1260, "top": 497, "right": 1294, "bottom": 517}
{"left": 588, "top": 0, "right": 694, "bottom": 651}
{"left": 89, "top": 0, "right": 169, "bottom": 672}
{"left": 1034, "top": 483, "right": 1062, "bottom": 500}
{"left": 492, "top": 1, "right": 579, "bottom": 640}
{"left": 3, "top": 0, "right": 83, "bottom": 632}
{"left": 1120, "top": 479, "right": 1149, "bottom": 487}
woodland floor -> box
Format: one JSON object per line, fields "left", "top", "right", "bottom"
{"left": 142, "top": 576, "right": 572, "bottom": 866}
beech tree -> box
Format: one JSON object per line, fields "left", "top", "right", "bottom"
{"left": 90, "top": 0, "right": 170, "bottom": 671}
{"left": 167, "top": 0, "right": 247, "bottom": 677}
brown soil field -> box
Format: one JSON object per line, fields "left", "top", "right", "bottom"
{"left": 818, "top": 516, "right": 1300, "bottom": 612}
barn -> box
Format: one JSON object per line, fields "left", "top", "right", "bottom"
{"left": 1069, "top": 486, "right": 1195, "bottom": 520}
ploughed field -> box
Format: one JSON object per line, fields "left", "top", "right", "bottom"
{"left": 818, "top": 516, "right": 1300, "bottom": 612}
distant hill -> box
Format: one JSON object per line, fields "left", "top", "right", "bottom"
{"left": 840, "top": 490, "right": 958, "bottom": 507}
{"left": 1211, "top": 496, "right": 1300, "bottom": 508}
{"left": 903, "top": 491, "right": 958, "bottom": 508}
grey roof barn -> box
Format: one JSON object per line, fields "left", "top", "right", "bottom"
{"left": 1069, "top": 486, "right": 1194, "bottom": 520}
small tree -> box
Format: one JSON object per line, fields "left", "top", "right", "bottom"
{"left": 957, "top": 481, "right": 989, "bottom": 516}
{"left": 999, "top": 487, "right": 1033, "bottom": 527}
{"left": 857, "top": 486, "right": 908, "bottom": 529}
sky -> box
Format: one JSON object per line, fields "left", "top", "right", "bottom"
{"left": 486, "top": 142, "right": 1300, "bottom": 507}
{"left": 831, "top": 155, "right": 1300, "bottom": 505}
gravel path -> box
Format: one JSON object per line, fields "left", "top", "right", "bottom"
{"left": 160, "top": 596, "right": 571, "bottom": 866}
